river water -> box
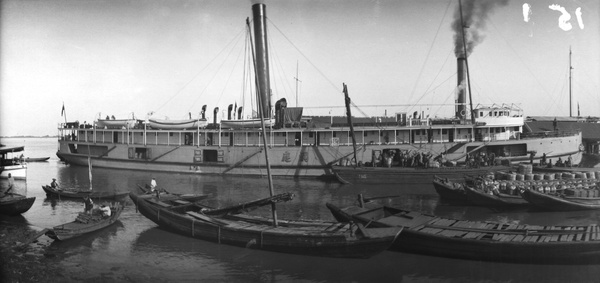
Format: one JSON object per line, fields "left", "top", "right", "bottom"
{"left": 1, "top": 137, "right": 600, "bottom": 282}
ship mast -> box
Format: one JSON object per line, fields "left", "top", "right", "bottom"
{"left": 569, "top": 46, "right": 573, "bottom": 117}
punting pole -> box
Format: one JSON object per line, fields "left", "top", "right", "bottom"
{"left": 247, "top": 12, "right": 278, "bottom": 227}
{"left": 343, "top": 83, "right": 358, "bottom": 165}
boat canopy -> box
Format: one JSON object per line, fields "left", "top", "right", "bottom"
{"left": 0, "top": 146, "right": 25, "bottom": 154}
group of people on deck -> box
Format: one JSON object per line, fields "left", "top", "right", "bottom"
{"left": 533, "top": 152, "right": 573, "bottom": 168}
{"left": 372, "top": 149, "right": 501, "bottom": 169}
{"left": 376, "top": 150, "right": 439, "bottom": 168}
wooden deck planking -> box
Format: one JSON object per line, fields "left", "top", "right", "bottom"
{"left": 584, "top": 226, "right": 592, "bottom": 241}
{"left": 512, "top": 235, "right": 525, "bottom": 242}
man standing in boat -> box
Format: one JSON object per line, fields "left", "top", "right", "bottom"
{"left": 4, "top": 173, "right": 15, "bottom": 195}
{"left": 150, "top": 178, "right": 157, "bottom": 192}
{"left": 83, "top": 196, "right": 94, "bottom": 214}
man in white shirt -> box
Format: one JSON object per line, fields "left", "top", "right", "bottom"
{"left": 100, "top": 205, "right": 111, "bottom": 217}
{"left": 150, "top": 178, "right": 157, "bottom": 192}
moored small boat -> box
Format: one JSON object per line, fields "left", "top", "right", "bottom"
{"left": 521, "top": 188, "right": 600, "bottom": 211}
{"left": 220, "top": 118, "right": 274, "bottom": 129}
{"left": 45, "top": 203, "right": 125, "bottom": 240}
{"left": 42, "top": 185, "right": 129, "bottom": 200}
{"left": 463, "top": 185, "right": 528, "bottom": 208}
{"left": 327, "top": 201, "right": 600, "bottom": 264}
{"left": 332, "top": 164, "right": 509, "bottom": 185}
{"left": 96, "top": 119, "right": 136, "bottom": 129}
{"left": 432, "top": 176, "right": 468, "bottom": 201}
{"left": 130, "top": 192, "right": 402, "bottom": 258}
{"left": 0, "top": 194, "right": 35, "bottom": 216}
{"left": 25, "top": 157, "right": 50, "bottom": 162}
{"left": 148, "top": 118, "right": 208, "bottom": 130}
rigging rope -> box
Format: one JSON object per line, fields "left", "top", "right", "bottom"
{"left": 408, "top": 0, "right": 452, "bottom": 104}
{"left": 154, "top": 27, "right": 246, "bottom": 115}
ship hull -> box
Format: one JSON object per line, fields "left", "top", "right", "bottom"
{"left": 56, "top": 132, "right": 582, "bottom": 178}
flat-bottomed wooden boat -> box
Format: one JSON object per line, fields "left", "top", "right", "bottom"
{"left": 521, "top": 188, "right": 600, "bottom": 211}
{"left": 42, "top": 185, "right": 129, "bottom": 200}
{"left": 0, "top": 194, "right": 35, "bottom": 216}
{"left": 327, "top": 202, "right": 600, "bottom": 264}
{"left": 130, "top": 192, "right": 402, "bottom": 258}
{"left": 45, "top": 203, "right": 125, "bottom": 240}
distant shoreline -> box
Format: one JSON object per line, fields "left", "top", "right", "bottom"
{"left": 0, "top": 136, "right": 57, "bottom": 138}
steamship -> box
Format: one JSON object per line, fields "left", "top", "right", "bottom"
{"left": 56, "top": 3, "right": 583, "bottom": 178}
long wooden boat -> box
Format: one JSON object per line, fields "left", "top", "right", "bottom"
{"left": 96, "top": 119, "right": 136, "bottom": 129}
{"left": 463, "top": 185, "right": 528, "bottom": 207}
{"left": 327, "top": 202, "right": 600, "bottom": 264}
{"left": 42, "top": 185, "right": 129, "bottom": 200}
{"left": 0, "top": 194, "right": 35, "bottom": 216}
{"left": 220, "top": 118, "right": 274, "bottom": 129}
{"left": 45, "top": 203, "right": 125, "bottom": 240}
{"left": 25, "top": 157, "right": 50, "bottom": 162}
{"left": 432, "top": 176, "right": 468, "bottom": 201}
{"left": 130, "top": 192, "right": 402, "bottom": 258}
{"left": 521, "top": 189, "right": 600, "bottom": 211}
{"left": 332, "top": 164, "right": 509, "bottom": 185}
{"left": 148, "top": 118, "right": 208, "bottom": 130}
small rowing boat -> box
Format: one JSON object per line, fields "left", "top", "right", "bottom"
{"left": 46, "top": 203, "right": 125, "bottom": 240}
{"left": 0, "top": 193, "right": 35, "bottom": 216}
{"left": 42, "top": 185, "right": 129, "bottom": 200}
{"left": 148, "top": 118, "right": 208, "bottom": 130}
{"left": 25, "top": 157, "right": 50, "bottom": 162}
{"left": 463, "top": 185, "right": 528, "bottom": 207}
{"left": 96, "top": 119, "right": 136, "bottom": 129}
{"left": 521, "top": 188, "right": 600, "bottom": 211}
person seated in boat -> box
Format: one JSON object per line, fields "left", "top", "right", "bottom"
{"left": 100, "top": 204, "right": 112, "bottom": 218}
{"left": 83, "top": 196, "right": 94, "bottom": 214}
{"left": 567, "top": 155, "right": 572, "bottom": 167}
{"left": 50, "top": 178, "right": 60, "bottom": 190}
{"left": 106, "top": 115, "right": 110, "bottom": 120}
{"left": 556, "top": 157, "right": 563, "bottom": 167}
{"left": 541, "top": 153, "right": 547, "bottom": 166}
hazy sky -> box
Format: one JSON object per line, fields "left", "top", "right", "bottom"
{"left": 1, "top": 0, "right": 598, "bottom": 136}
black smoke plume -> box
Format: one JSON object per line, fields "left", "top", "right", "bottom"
{"left": 452, "top": 0, "right": 509, "bottom": 57}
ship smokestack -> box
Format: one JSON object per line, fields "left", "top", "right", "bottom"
{"left": 213, "top": 107, "right": 219, "bottom": 125}
{"left": 252, "top": 3, "right": 271, "bottom": 119}
{"left": 456, "top": 57, "right": 467, "bottom": 119}
{"left": 227, "top": 104, "right": 233, "bottom": 120}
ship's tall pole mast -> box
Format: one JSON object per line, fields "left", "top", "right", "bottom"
{"left": 569, "top": 46, "right": 573, "bottom": 117}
